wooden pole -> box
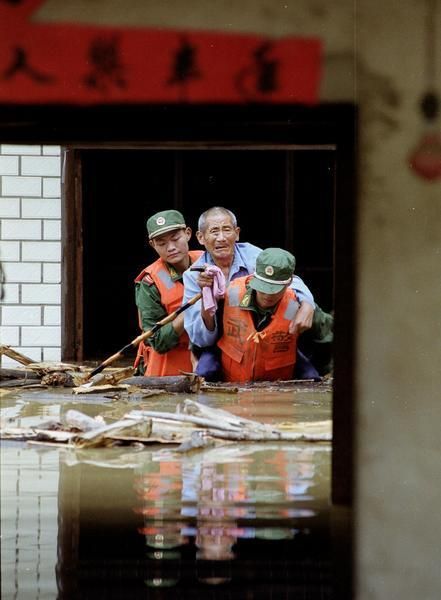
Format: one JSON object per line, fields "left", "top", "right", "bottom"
{"left": 86, "top": 292, "right": 202, "bottom": 379}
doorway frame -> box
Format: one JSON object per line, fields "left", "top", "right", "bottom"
{"left": 57, "top": 103, "right": 357, "bottom": 507}
{"left": 0, "top": 102, "right": 356, "bottom": 506}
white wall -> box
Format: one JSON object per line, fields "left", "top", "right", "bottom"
{"left": 0, "top": 145, "right": 62, "bottom": 366}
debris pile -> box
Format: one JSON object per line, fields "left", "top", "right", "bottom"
{"left": 0, "top": 399, "right": 332, "bottom": 450}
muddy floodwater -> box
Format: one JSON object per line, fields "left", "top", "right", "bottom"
{"left": 1, "top": 385, "right": 336, "bottom": 599}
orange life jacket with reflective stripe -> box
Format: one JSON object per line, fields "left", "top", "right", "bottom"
{"left": 134, "top": 250, "right": 203, "bottom": 376}
{"left": 218, "top": 276, "right": 299, "bottom": 383}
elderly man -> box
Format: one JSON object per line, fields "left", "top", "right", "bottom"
{"left": 182, "top": 206, "right": 321, "bottom": 380}
{"left": 134, "top": 209, "right": 202, "bottom": 376}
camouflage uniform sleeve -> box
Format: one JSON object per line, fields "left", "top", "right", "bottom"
{"left": 135, "top": 279, "right": 180, "bottom": 354}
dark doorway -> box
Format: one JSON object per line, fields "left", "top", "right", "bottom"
{"left": 80, "top": 148, "right": 334, "bottom": 360}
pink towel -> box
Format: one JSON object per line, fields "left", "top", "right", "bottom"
{"left": 202, "top": 265, "right": 226, "bottom": 316}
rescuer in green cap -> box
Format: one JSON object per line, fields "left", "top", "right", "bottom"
{"left": 134, "top": 209, "right": 202, "bottom": 375}
{"left": 216, "top": 248, "right": 307, "bottom": 382}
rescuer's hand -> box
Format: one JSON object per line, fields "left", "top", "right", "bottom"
{"left": 289, "top": 302, "right": 314, "bottom": 336}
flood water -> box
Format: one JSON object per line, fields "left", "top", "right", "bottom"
{"left": 1, "top": 385, "right": 341, "bottom": 599}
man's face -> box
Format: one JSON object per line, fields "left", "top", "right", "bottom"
{"left": 196, "top": 214, "right": 240, "bottom": 264}
{"left": 149, "top": 227, "right": 191, "bottom": 265}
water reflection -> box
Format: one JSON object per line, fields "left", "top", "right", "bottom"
{"left": 1, "top": 389, "right": 333, "bottom": 598}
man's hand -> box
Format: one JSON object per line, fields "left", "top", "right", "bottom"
{"left": 192, "top": 265, "right": 222, "bottom": 332}
{"left": 196, "top": 266, "right": 215, "bottom": 290}
{"left": 289, "top": 302, "right": 314, "bottom": 336}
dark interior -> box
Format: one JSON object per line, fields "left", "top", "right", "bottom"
{"left": 81, "top": 149, "right": 334, "bottom": 360}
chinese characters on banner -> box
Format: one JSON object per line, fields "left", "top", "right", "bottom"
{"left": 0, "top": 0, "right": 322, "bottom": 104}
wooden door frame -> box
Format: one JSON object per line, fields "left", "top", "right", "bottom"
{"left": 62, "top": 149, "right": 84, "bottom": 362}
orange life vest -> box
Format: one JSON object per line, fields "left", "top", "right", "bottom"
{"left": 134, "top": 250, "right": 203, "bottom": 376}
{"left": 218, "top": 276, "right": 299, "bottom": 382}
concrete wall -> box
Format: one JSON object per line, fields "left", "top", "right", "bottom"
{"left": 356, "top": 2, "right": 441, "bottom": 598}
{"left": 0, "top": 145, "right": 62, "bottom": 366}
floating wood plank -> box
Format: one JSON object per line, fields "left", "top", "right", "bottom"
{"left": 27, "top": 361, "right": 81, "bottom": 373}
{"left": 181, "top": 398, "right": 278, "bottom": 433}
{"left": 64, "top": 409, "right": 105, "bottom": 432}
{"left": 73, "top": 384, "right": 131, "bottom": 394}
{"left": 121, "top": 374, "right": 202, "bottom": 393}
{"left": 174, "top": 431, "right": 216, "bottom": 453}
{"left": 33, "top": 429, "right": 77, "bottom": 443}
{"left": 126, "top": 409, "right": 243, "bottom": 433}
{"left": 0, "top": 427, "right": 36, "bottom": 440}
{"left": 200, "top": 384, "right": 239, "bottom": 394}
{"left": 0, "top": 345, "right": 34, "bottom": 366}
{"left": 204, "top": 428, "right": 331, "bottom": 442}
{"left": 77, "top": 366, "right": 136, "bottom": 388}
{"left": 72, "top": 416, "right": 151, "bottom": 448}
{"left": 0, "top": 368, "right": 40, "bottom": 380}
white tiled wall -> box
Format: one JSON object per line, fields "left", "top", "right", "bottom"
{"left": 0, "top": 145, "right": 62, "bottom": 367}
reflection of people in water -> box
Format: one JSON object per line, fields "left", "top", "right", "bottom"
{"left": 194, "top": 461, "right": 249, "bottom": 561}
{"left": 133, "top": 442, "right": 322, "bottom": 587}
{"left": 196, "top": 522, "right": 236, "bottom": 561}
{"left": 134, "top": 457, "right": 188, "bottom": 552}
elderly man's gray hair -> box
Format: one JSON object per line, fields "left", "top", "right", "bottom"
{"left": 198, "top": 207, "right": 238, "bottom": 232}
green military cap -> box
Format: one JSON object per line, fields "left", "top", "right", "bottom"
{"left": 147, "top": 209, "right": 187, "bottom": 240}
{"left": 249, "top": 248, "right": 295, "bottom": 294}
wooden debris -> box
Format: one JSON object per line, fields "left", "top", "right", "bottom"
{"left": 64, "top": 409, "right": 105, "bottom": 431}
{"left": 0, "top": 427, "right": 36, "bottom": 440}
{"left": 0, "top": 367, "right": 40, "bottom": 380}
{"left": 126, "top": 409, "right": 243, "bottom": 433}
{"left": 72, "top": 416, "right": 151, "bottom": 448}
{"left": 276, "top": 420, "right": 332, "bottom": 436}
{"left": 121, "top": 374, "right": 202, "bottom": 393}
{"left": 200, "top": 384, "right": 239, "bottom": 394}
{"left": 0, "top": 345, "right": 34, "bottom": 366}
{"left": 77, "top": 366, "right": 136, "bottom": 388}
{"left": 27, "top": 361, "right": 81, "bottom": 373}
{"left": 175, "top": 430, "right": 216, "bottom": 453}
{"left": 73, "top": 384, "right": 131, "bottom": 394}
{"left": 180, "top": 398, "right": 277, "bottom": 434}
{"left": 104, "top": 433, "right": 174, "bottom": 445}
{"left": 203, "top": 428, "right": 331, "bottom": 442}
{"left": 41, "top": 371, "right": 74, "bottom": 387}
{"left": 0, "top": 426, "right": 76, "bottom": 442}
{"left": 0, "top": 401, "right": 332, "bottom": 448}
{"left": 33, "top": 429, "right": 77, "bottom": 443}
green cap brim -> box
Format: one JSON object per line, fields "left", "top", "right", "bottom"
{"left": 149, "top": 224, "right": 186, "bottom": 240}
{"left": 249, "top": 276, "right": 286, "bottom": 295}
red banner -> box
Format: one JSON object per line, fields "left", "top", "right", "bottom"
{"left": 0, "top": 1, "right": 322, "bottom": 104}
